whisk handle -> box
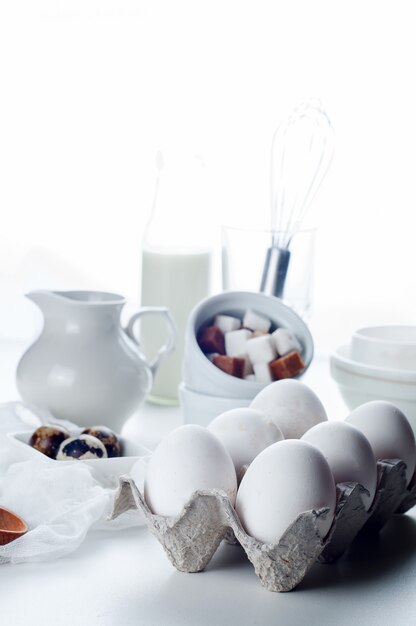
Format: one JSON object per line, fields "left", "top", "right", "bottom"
{"left": 260, "top": 246, "right": 291, "bottom": 298}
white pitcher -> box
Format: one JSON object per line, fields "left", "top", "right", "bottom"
{"left": 16, "top": 290, "right": 176, "bottom": 430}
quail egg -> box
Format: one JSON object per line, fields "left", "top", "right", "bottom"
{"left": 56, "top": 434, "right": 108, "bottom": 461}
{"left": 82, "top": 426, "right": 121, "bottom": 457}
{"left": 29, "top": 425, "right": 71, "bottom": 459}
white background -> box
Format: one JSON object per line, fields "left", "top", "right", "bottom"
{"left": 1, "top": 0, "right": 415, "bottom": 348}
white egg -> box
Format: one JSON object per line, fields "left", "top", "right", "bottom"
{"left": 144, "top": 424, "right": 237, "bottom": 516}
{"left": 250, "top": 379, "right": 327, "bottom": 439}
{"left": 207, "top": 408, "right": 284, "bottom": 480}
{"left": 345, "top": 401, "right": 416, "bottom": 485}
{"left": 235, "top": 439, "right": 336, "bottom": 545}
{"left": 301, "top": 421, "right": 377, "bottom": 510}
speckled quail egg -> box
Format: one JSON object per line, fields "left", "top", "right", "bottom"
{"left": 302, "top": 421, "right": 377, "bottom": 510}
{"left": 56, "top": 434, "right": 108, "bottom": 461}
{"left": 207, "top": 407, "right": 284, "bottom": 481}
{"left": 82, "top": 426, "right": 121, "bottom": 458}
{"left": 345, "top": 400, "right": 416, "bottom": 485}
{"left": 235, "top": 439, "right": 336, "bottom": 545}
{"left": 144, "top": 424, "right": 237, "bottom": 517}
{"left": 250, "top": 379, "right": 328, "bottom": 439}
{"left": 29, "top": 425, "right": 71, "bottom": 459}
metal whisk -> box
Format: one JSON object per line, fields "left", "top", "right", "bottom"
{"left": 260, "top": 100, "right": 334, "bottom": 298}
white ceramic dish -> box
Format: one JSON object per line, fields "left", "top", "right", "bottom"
{"left": 330, "top": 345, "right": 416, "bottom": 434}
{"left": 6, "top": 429, "right": 150, "bottom": 480}
{"left": 183, "top": 290, "right": 313, "bottom": 399}
{"left": 351, "top": 325, "right": 416, "bottom": 371}
{"left": 179, "top": 382, "right": 252, "bottom": 426}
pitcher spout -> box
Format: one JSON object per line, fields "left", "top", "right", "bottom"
{"left": 25, "top": 290, "right": 59, "bottom": 313}
{"left": 25, "top": 290, "right": 127, "bottom": 321}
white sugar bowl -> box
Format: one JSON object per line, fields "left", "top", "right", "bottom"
{"left": 181, "top": 291, "right": 313, "bottom": 424}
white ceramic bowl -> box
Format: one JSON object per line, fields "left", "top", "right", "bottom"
{"left": 179, "top": 382, "right": 252, "bottom": 427}
{"left": 351, "top": 325, "right": 416, "bottom": 370}
{"left": 330, "top": 344, "right": 416, "bottom": 434}
{"left": 183, "top": 290, "right": 313, "bottom": 399}
{"left": 6, "top": 429, "right": 150, "bottom": 481}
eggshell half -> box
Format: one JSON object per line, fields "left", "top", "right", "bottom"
{"left": 144, "top": 424, "right": 237, "bottom": 516}
{"left": 235, "top": 439, "right": 336, "bottom": 545}
{"left": 207, "top": 408, "right": 284, "bottom": 479}
{"left": 345, "top": 400, "right": 416, "bottom": 485}
{"left": 250, "top": 379, "right": 327, "bottom": 439}
{"left": 302, "top": 421, "right": 377, "bottom": 510}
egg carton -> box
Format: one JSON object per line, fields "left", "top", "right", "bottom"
{"left": 111, "top": 459, "right": 416, "bottom": 592}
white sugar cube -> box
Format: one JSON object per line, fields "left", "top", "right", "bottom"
{"left": 271, "top": 328, "right": 302, "bottom": 356}
{"left": 246, "top": 334, "right": 277, "bottom": 365}
{"left": 214, "top": 314, "right": 241, "bottom": 334}
{"left": 244, "top": 374, "right": 256, "bottom": 381}
{"left": 243, "top": 309, "right": 271, "bottom": 333}
{"left": 225, "top": 329, "right": 253, "bottom": 357}
{"left": 253, "top": 362, "right": 273, "bottom": 383}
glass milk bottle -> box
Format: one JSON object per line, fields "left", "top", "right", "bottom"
{"left": 140, "top": 152, "right": 213, "bottom": 405}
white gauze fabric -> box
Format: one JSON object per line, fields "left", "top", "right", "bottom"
{"left": 0, "top": 402, "right": 147, "bottom": 564}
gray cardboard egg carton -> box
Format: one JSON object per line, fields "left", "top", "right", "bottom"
{"left": 111, "top": 459, "right": 416, "bottom": 592}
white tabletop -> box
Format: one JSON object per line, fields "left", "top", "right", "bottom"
{"left": 1, "top": 341, "right": 416, "bottom": 626}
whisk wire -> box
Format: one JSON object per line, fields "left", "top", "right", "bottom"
{"left": 261, "top": 100, "right": 334, "bottom": 299}
{"left": 270, "top": 101, "right": 334, "bottom": 249}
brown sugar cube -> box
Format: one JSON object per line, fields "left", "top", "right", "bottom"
{"left": 269, "top": 351, "right": 305, "bottom": 380}
{"left": 197, "top": 326, "right": 225, "bottom": 355}
{"left": 251, "top": 330, "right": 268, "bottom": 338}
{"left": 213, "top": 355, "right": 245, "bottom": 378}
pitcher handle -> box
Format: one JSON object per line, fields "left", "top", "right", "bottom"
{"left": 125, "top": 307, "right": 176, "bottom": 378}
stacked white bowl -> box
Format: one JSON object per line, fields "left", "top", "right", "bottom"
{"left": 331, "top": 326, "right": 416, "bottom": 434}
{"left": 180, "top": 291, "right": 314, "bottom": 426}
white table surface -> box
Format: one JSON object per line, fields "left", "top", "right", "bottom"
{"left": 1, "top": 340, "right": 416, "bottom": 626}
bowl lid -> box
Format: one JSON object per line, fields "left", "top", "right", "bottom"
{"left": 331, "top": 344, "right": 416, "bottom": 383}
{"left": 353, "top": 325, "right": 416, "bottom": 346}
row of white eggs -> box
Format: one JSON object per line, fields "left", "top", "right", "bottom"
{"left": 141, "top": 379, "right": 416, "bottom": 546}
